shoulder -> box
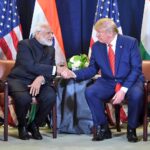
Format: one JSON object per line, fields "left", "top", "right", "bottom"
{"left": 118, "top": 34, "right": 138, "bottom": 43}
{"left": 117, "top": 34, "right": 139, "bottom": 48}
{"left": 17, "top": 39, "right": 34, "bottom": 54}
{"left": 92, "top": 41, "right": 106, "bottom": 52}
{"left": 18, "top": 39, "right": 32, "bottom": 48}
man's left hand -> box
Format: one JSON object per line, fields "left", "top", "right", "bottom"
{"left": 112, "top": 90, "right": 126, "bottom": 105}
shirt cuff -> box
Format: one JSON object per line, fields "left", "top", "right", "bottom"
{"left": 120, "top": 87, "right": 128, "bottom": 93}
{"left": 72, "top": 72, "right": 77, "bottom": 78}
{"left": 52, "top": 66, "right": 56, "bottom": 75}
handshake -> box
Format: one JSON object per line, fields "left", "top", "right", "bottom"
{"left": 56, "top": 65, "right": 76, "bottom": 79}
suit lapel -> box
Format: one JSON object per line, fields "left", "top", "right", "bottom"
{"left": 115, "top": 35, "right": 124, "bottom": 75}
{"left": 100, "top": 44, "right": 112, "bottom": 75}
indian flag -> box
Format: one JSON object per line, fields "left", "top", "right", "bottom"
{"left": 30, "top": 0, "right": 66, "bottom": 65}
{"left": 140, "top": 0, "right": 150, "bottom": 59}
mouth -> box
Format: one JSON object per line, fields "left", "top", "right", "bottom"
{"left": 48, "top": 38, "right": 52, "bottom": 41}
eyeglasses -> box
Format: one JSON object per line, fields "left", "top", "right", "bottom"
{"left": 46, "top": 31, "right": 53, "bottom": 36}
{"left": 37, "top": 30, "right": 53, "bottom": 35}
{"left": 96, "top": 30, "right": 106, "bottom": 37}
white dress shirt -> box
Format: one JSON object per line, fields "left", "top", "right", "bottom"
{"left": 107, "top": 34, "right": 128, "bottom": 93}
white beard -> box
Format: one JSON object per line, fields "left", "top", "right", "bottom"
{"left": 39, "top": 38, "right": 53, "bottom": 46}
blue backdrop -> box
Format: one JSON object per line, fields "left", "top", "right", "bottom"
{"left": 17, "top": 0, "right": 145, "bottom": 59}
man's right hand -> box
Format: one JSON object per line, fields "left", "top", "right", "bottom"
{"left": 56, "top": 66, "right": 76, "bottom": 79}
{"left": 56, "top": 65, "right": 66, "bottom": 76}
{"left": 61, "top": 68, "right": 76, "bottom": 79}
{"left": 28, "top": 75, "right": 44, "bottom": 96}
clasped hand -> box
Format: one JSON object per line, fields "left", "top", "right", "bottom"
{"left": 57, "top": 65, "right": 76, "bottom": 79}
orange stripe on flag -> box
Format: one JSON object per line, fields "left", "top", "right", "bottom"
{"left": 38, "top": 0, "right": 65, "bottom": 55}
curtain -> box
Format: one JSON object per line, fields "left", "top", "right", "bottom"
{"left": 17, "top": 0, "right": 145, "bottom": 58}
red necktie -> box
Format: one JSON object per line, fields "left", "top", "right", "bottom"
{"left": 108, "top": 44, "right": 115, "bottom": 76}
{"left": 108, "top": 44, "right": 121, "bottom": 92}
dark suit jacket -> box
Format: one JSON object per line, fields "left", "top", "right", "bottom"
{"left": 75, "top": 34, "right": 144, "bottom": 89}
{"left": 8, "top": 38, "right": 56, "bottom": 91}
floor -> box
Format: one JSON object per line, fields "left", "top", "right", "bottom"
{"left": 0, "top": 125, "right": 150, "bottom": 150}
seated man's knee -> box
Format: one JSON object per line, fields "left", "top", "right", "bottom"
{"left": 12, "top": 92, "right": 31, "bottom": 106}
{"left": 45, "top": 92, "right": 56, "bottom": 106}
{"left": 127, "top": 89, "right": 144, "bottom": 104}
{"left": 85, "top": 87, "right": 95, "bottom": 100}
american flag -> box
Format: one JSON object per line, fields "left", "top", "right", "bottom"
{"left": 89, "top": 0, "right": 122, "bottom": 57}
{"left": 0, "top": 0, "right": 22, "bottom": 60}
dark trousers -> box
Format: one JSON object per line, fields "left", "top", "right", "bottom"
{"left": 8, "top": 79, "right": 56, "bottom": 127}
{"left": 85, "top": 78, "right": 144, "bottom": 128}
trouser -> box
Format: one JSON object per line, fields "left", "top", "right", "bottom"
{"left": 8, "top": 79, "right": 56, "bottom": 127}
{"left": 85, "top": 78, "right": 144, "bottom": 128}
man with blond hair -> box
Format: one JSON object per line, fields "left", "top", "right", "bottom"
{"left": 62, "top": 18, "right": 144, "bottom": 142}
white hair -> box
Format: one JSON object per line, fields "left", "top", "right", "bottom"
{"left": 31, "top": 23, "right": 50, "bottom": 38}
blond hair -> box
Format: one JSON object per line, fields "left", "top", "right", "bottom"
{"left": 94, "top": 18, "right": 118, "bottom": 34}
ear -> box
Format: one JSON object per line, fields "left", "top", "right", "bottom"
{"left": 109, "top": 31, "right": 114, "bottom": 38}
{"left": 35, "top": 31, "right": 41, "bottom": 39}
{"left": 36, "top": 31, "right": 40, "bottom": 36}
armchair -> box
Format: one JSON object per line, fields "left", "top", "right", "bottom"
{"left": 0, "top": 60, "right": 14, "bottom": 141}
{"left": 0, "top": 60, "right": 57, "bottom": 141}
{"left": 113, "top": 60, "right": 150, "bottom": 141}
{"left": 142, "top": 60, "right": 150, "bottom": 141}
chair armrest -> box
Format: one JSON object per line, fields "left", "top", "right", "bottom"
{"left": 144, "top": 80, "right": 150, "bottom": 91}
{"left": 144, "top": 80, "right": 150, "bottom": 84}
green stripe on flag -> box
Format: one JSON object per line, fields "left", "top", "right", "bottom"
{"left": 140, "top": 42, "right": 150, "bottom": 60}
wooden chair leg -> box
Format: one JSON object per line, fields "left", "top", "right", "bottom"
{"left": 92, "top": 126, "right": 96, "bottom": 139}
{"left": 4, "top": 81, "right": 8, "bottom": 141}
{"left": 143, "top": 84, "right": 148, "bottom": 141}
{"left": 52, "top": 102, "right": 57, "bottom": 138}
{"left": 115, "top": 104, "right": 121, "bottom": 132}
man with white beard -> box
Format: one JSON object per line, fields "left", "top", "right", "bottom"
{"left": 7, "top": 24, "right": 64, "bottom": 140}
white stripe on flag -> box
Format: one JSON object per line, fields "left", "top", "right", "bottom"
{"left": 141, "top": 0, "right": 150, "bottom": 55}
{"left": 30, "top": 2, "right": 48, "bottom": 36}
{"left": 4, "top": 34, "right": 17, "bottom": 60}
{"left": 54, "top": 35, "right": 66, "bottom": 65}
{"left": 14, "top": 26, "right": 23, "bottom": 41}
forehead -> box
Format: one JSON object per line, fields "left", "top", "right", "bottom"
{"left": 40, "top": 25, "right": 51, "bottom": 32}
{"left": 97, "top": 26, "right": 107, "bottom": 32}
